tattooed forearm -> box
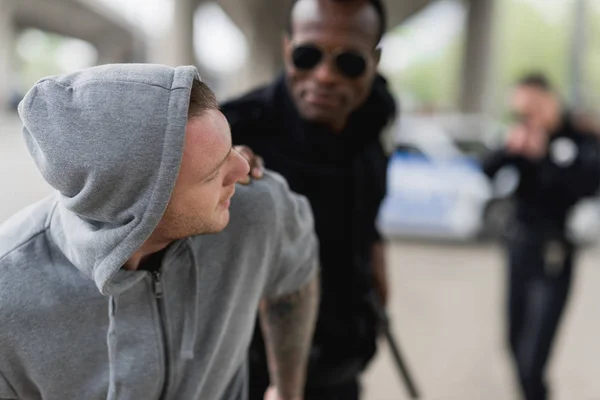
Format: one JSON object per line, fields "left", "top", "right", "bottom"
{"left": 259, "top": 271, "right": 320, "bottom": 399}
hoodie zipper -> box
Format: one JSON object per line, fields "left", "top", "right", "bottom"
{"left": 152, "top": 270, "right": 170, "bottom": 400}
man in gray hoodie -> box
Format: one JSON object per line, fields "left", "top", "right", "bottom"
{"left": 0, "top": 64, "right": 319, "bottom": 400}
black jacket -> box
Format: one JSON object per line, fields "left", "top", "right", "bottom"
{"left": 222, "top": 74, "right": 397, "bottom": 386}
{"left": 483, "top": 114, "right": 600, "bottom": 239}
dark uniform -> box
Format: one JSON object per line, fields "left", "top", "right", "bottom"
{"left": 483, "top": 114, "right": 600, "bottom": 400}
{"left": 222, "top": 74, "right": 396, "bottom": 400}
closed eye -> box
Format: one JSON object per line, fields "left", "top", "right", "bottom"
{"left": 203, "top": 147, "right": 232, "bottom": 183}
{"left": 206, "top": 169, "right": 220, "bottom": 182}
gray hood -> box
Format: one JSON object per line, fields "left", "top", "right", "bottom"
{"left": 18, "top": 64, "right": 198, "bottom": 295}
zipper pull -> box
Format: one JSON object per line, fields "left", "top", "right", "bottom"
{"left": 152, "top": 271, "right": 163, "bottom": 298}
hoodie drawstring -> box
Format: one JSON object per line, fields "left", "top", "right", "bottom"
{"left": 107, "top": 296, "right": 119, "bottom": 399}
{"left": 180, "top": 245, "right": 200, "bottom": 359}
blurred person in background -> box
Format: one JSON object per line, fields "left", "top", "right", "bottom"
{"left": 0, "top": 64, "right": 320, "bottom": 400}
{"left": 483, "top": 73, "right": 600, "bottom": 400}
{"left": 221, "top": 0, "right": 397, "bottom": 399}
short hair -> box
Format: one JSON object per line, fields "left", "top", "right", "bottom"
{"left": 188, "top": 79, "right": 219, "bottom": 118}
{"left": 287, "top": 0, "right": 387, "bottom": 45}
{"left": 517, "top": 73, "right": 553, "bottom": 92}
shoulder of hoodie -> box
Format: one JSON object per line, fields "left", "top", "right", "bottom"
{"left": 0, "top": 196, "right": 103, "bottom": 347}
{"left": 0, "top": 196, "right": 58, "bottom": 320}
{"left": 223, "top": 170, "right": 312, "bottom": 237}
{"left": 0, "top": 195, "right": 58, "bottom": 266}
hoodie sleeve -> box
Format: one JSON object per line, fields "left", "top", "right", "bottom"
{"left": 0, "top": 371, "right": 17, "bottom": 399}
{"left": 263, "top": 173, "right": 319, "bottom": 299}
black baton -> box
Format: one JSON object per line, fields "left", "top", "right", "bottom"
{"left": 368, "top": 292, "right": 421, "bottom": 399}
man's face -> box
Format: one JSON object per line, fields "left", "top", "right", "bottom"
{"left": 284, "top": 0, "right": 380, "bottom": 131}
{"left": 510, "top": 85, "right": 559, "bottom": 131}
{"left": 155, "top": 109, "right": 250, "bottom": 240}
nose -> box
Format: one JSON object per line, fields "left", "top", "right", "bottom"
{"left": 312, "top": 59, "right": 340, "bottom": 85}
{"left": 229, "top": 148, "right": 250, "bottom": 184}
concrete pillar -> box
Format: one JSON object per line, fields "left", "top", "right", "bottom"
{"left": 129, "top": 36, "right": 148, "bottom": 64}
{"left": 0, "top": 0, "right": 16, "bottom": 110}
{"left": 459, "top": 0, "right": 497, "bottom": 114}
{"left": 569, "top": 0, "right": 587, "bottom": 109}
{"left": 96, "top": 42, "right": 129, "bottom": 65}
{"left": 219, "top": 0, "right": 289, "bottom": 98}
{"left": 238, "top": 7, "right": 286, "bottom": 91}
{"left": 384, "top": 0, "right": 434, "bottom": 31}
{"left": 152, "top": 0, "right": 197, "bottom": 67}
{"left": 96, "top": 33, "right": 146, "bottom": 65}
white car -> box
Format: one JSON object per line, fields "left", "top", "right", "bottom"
{"left": 377, "top": 116, "right": 495, "bottom": 240}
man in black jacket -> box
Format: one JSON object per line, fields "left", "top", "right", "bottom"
{"left": 483, "top": 74, "right": 600, "bottom": 400}
{"left": 221, "top": 0, "right": 396, "bottom": 399}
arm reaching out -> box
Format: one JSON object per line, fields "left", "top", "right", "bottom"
{"left": 371, "top": 241, "right": 389, "bottom": 307}
{"left": 255, "top": 171, "right": 319, "bottom": 400}
{"left": 483, "top": 125, "right": 541, "bottom": 178}
{"left": 260, "top": 272, "right": 319, "bottom": 400}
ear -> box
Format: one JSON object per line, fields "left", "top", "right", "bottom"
{"left": 373, "top": 47, "right": 382, "bottom": 67}
{"left": 282, "top": 33, "right": 293, "bottom": 62}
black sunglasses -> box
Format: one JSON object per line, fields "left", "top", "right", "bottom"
{"left": 291, "top": 44, "right": 371, "bottom": 79}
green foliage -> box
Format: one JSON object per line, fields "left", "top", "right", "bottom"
{"left": 585, "top": 2, "right": 600, "bottom": 111}
{"left": 385, "top": 0, "right": 600, "bottom": 115}
{"left": 385, "top": 29, "right": 464, "bottom": 111}
{"left": 15, "top": 30, "right": 74, "bottom": 93}
{"left": 496, "top": 0, "right": 570, "bottom": 99}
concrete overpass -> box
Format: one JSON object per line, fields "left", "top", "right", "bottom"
{"left": 155, "top": 0, "right": 437, "bottom": 96}
{"left": 0, "top": 0, "right": 496, "bottom": 114}
{"left": 157, "top": 0, "right": 496, "bottom": 111}
{"left": 0, "top": 0, "right": 144, "bottom": 109}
